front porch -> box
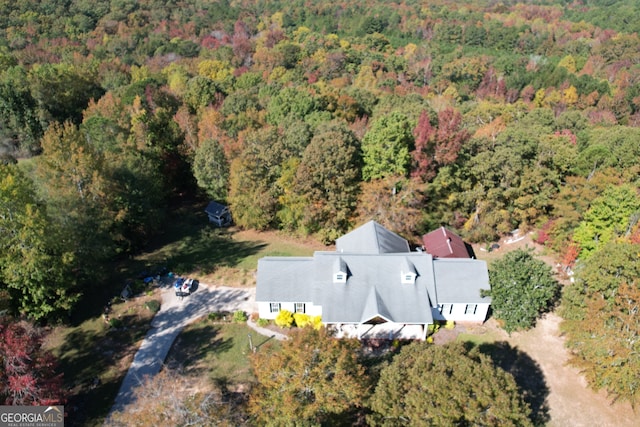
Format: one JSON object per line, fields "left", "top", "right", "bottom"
{"left": 328, "top": 322, "right": 428, "bottom": 340}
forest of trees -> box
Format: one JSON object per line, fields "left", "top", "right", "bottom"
{"left": 1, "top": 0, "right": 639, "bottom": 413}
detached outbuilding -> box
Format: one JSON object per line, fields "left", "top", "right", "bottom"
{"left": 422, "top": 226, "right": 475, "bottom": 259}
{"left": 205, "top": 201, "right": 232, "bottom": 227}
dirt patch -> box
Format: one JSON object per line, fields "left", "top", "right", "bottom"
{"left": 504, "top": 313, "right": 636, "bottom": 426}
{"left": 466, "top": 234, "right": 636, "bottom": 426}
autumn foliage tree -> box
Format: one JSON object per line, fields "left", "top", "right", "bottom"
{"left": 293, "top": 121, "right": 361, "bottom": 242}
{"left": 0, "top": 318, "right": 64, "bottom": 406}
{"left": 368, "top": 341, "right": 532, "bottom": 426}
{"left": 0, "top": 164, "right": 77, "bottom": 320}
{"left": 561, "top": 241, "right": 640, "bottom": 405}
{"left": 249, "top": 327, "right": 368, "bottom": 426}
{"left": 411, "top": 108, "right": 469, "bottom": 182}
{"left": 106, "top": 369, "right": 245, "bottom": 427}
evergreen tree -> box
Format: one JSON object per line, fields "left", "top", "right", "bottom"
{"left": 487, "top": 249, "right": 560, "bottom": 333}
{"left": 362, "top": 112, "right": 413, "bottom": 181}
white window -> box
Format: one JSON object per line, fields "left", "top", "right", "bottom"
{"left": 439, "top": 304, "right": 453, "bottom": 315}
{"left": 270, "top": 303, "right": 281, "bottom": 313}
{"left": 295, "top": 303, "right": 306, "bottom": 313}
{"left": 464, "top": 304, "right": 477, "bottom": 315}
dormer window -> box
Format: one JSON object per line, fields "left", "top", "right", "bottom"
{"left": 401, "top": 258, "right": 417, "bottom": 284}
{"left": 333, "top": 257, "right": 348, "bottom": 283}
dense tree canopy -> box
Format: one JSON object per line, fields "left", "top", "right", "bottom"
{"left": 249, "top": 327, "right": 368, "bottom": 426}
{"left": 0, "top": 1, "right": 639, "bottom": 421}
{"left": 0, "top": 164, "right": 77, "bottom": 320}
{"left": 0, "top": 1, "right": 638, "bottom": 341}
{"left": 368, "top": 341, "right": 532, "bottom": 426}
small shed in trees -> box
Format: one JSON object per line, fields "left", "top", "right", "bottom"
{"left": 204, "top": 201, "right": 232, "bottom": 227}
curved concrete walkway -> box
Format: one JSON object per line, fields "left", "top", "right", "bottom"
{"left": 247, "top": 318, "right": 288, "bottom": 341}
{"left": 108, "top": 282, "right": 259, "bottom": 417}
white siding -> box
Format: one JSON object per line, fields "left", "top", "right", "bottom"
{"left": 258, "top": 302, "right": 322, "bottom": 320}
{"left": 432, "top": 303, "right": 490, "bottom": 323}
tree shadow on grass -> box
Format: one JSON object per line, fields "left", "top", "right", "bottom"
{"left": 57, "top": 313, "right": 152, "bottom": 426}
{"left": 167, "top": 324, "right": 233, "bottom": 376}
{"left": 473, "top": 341, "right": 551, "bottom": 426}
{"left": 161, "top": 228, "right": 267, "bottom": 275}
{"left": 133, "top": 204, "right": 267, "bottom": 276}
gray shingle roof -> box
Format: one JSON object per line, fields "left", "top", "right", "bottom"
{"left": 313, "top": 252, "right": 434, "bottom": 324}
{"left": 255, "top": 257, "right": 315, "bottom": 302}
{"left": 255, "top": 222, "right": 491, "bottom": 327}
{"left": 336, "top": 220, "right": 410, "bottom": 254}
{"left": 432, "top": 258, "right": 491, "bottom": 304}
{"left": 204, "top": 201, "right": 229, "bottom": 217}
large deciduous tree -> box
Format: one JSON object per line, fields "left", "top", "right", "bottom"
{"left": 0, "top": 164, "right": 77, "bottom": 320}
{"left": 561, "top": 241, "right": 640, "bottom": 406}
{"left": 227, "top": 127, "right": 287, "bottom": 230}
{"left": 487, "top": 249, "right": 560, "bottom": 333}
{"left": 35, "top": 121, "right": 114, "bottom": 262}
{"left": 362, "top": 111, "right": 414, "bottom": 181}
{"left": 572, "top": 184, "right": 640, "bottom": 259}
{"left": 293, "top": 121, "right": 361, "bottom": 242}
{"left": 356, "top": 176, "right": 424, "bottom": 239}
{"left": 192, "top": 137, "right": 229, "bottom": 201}
{"left": 249, "top": 327, "right": 368, "bottom": 426}
{"left": 411, "top": 108, "right": 469, "bottom": 182}
{"left": 0, "top": 318, "right": 64, "bottom": 405}
{"left": 106, "top": 369, "right": 245, "bottom": 427}
{"left": 368, "top": 341, "right": 532, "bottom": 426}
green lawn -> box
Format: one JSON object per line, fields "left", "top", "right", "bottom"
{"left": 167, "top": 320, "right": 281, "bottom": 386}
{"left": 456, "top": 332, "right": 499, "bottom": 346}
{"left": 134, "top": 203, "right": 325, "bottom": 286}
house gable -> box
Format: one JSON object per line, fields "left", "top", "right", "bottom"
{"left": 313, "top": 252, "right": 434, "bottom": 325}
{"left": 336, "top": 220, "right": 410, "bottom": 254}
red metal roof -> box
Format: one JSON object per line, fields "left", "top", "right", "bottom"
{"left": 422, "top": 227, "right": 471, "bottom": 258}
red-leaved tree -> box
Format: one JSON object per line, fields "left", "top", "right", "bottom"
{"left": 0, "top": 318, "right": 64, "bottom": 406}
{"left": 411, "top": 107, "right": 469, "bottom": 182}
